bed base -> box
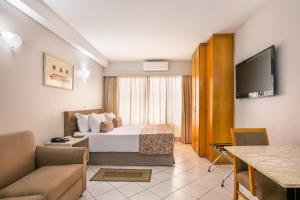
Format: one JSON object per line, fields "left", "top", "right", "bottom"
{"left": 89, "top": 152, "right": 175, "bottom": 166}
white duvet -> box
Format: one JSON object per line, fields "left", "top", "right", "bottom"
{"left": 74, "top": 125, "right": 143, "bottom": 152}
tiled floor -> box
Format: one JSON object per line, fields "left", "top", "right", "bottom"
{"left": 81, "top": 142, "right": 256, "bottom": 200}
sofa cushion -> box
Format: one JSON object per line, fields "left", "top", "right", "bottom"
{"left": 0, "top": 164, "right": 83, "bottom": 200}
{"left": 0, "top": 131, "right": 36, "bottom": 190}
{"left": 0, "top": 195, "right": 45, "bottom": 200}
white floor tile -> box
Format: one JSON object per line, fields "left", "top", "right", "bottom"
{"left": 129, "top": 190, "right": 161, "bottom": 200}
{"left": 176, "top": 171, "right": 200, "bottom": 182}
{"left": 118, "top": 183, "right": 146, "bottom": 197}
{"left": 193, "top": 176, "right": 220, "bottom": 189}
{"left": 148, "top": 182, "right": 177, "bottom": 198}
{"left": 195, "top": 158, "right": 212, "bottom": 167}
{"left": 95, "top": 189, "right": 127, "bottom": 200}
{"left": 199, "top": 191, "right": 230, "bottom": 200}
{"left": 179, "top": 182, "right": 211, "bottom": 198}
{"left": 198, "top": 172, "right": 224, "bottom": 184}
{"left": 79, "top": 196, "right": 95, "bottom": 200}
{"left": 212, "top": 164, "right": 233, "bottom": 175}
{"left": 164, "top": 190, "right": 196, "bottom": 200}
{"left": 212, "top": 184, "right": 233, "bottom": 199}
{"left": 84, "top": 142, "right": 235, "bottom": 200}
{"left": 175, "top": 162, "right": 198, "bottom": 171}
{"left": 88, "top": 183, "right": 114, "bottom": 196}
{"left": 137, "top": 177, "right": 161, "bottom": 189}
{"left": 151, "top": 171, "right": 174, "bottom": 181}
{"left": 108, "top": 181, "right": 129, "bottom": 188}
{"left": 80, "top": 190, "right": 95, "bottom": 200}
{"left": 162, "top": 167, "right": 185, "bottom": 176}
{"left": 187, "top": 166, "right": 209, "bottom": 176}
{"left": 87, "top": 168, "right": 96, "bottom": 179}
{"left": 163, "top": 176, "right": 192, "bottom": 189}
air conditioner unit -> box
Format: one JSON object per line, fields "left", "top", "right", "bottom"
{"left": 143, "top": 61, "right": 168, "bottom": 71}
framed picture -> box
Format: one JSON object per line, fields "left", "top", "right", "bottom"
{"left": 43, "top": 53, "right": 74, "bottom": 90}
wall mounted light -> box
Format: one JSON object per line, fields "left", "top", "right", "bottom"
{"left": 76, "top": 65, "right": 91, "bottom": 81}
{"left": 80, "top": 67, "right": 91, "bottom": 80}
{"left": 0, "top": 31, "right": 23, "bottom": 49}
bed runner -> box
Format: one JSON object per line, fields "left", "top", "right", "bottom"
{"left": 139, "top": 124, "right": 174, "bottom": 155}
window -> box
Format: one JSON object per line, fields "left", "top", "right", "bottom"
{"left": 118, "top": 77, "right": 147, "bottom": 125}
{"left": 117, "top": 75, "right": 182, "bottom": 136}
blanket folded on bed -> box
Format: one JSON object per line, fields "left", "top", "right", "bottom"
{"left": 139, "top": 124, "right": 174, "bottom": 155}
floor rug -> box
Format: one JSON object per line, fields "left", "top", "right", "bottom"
{"left": 90, "top": 168, "right": 152, "bottom": 182}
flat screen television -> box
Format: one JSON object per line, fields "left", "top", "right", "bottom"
{"left": 236, "top": 46, "right": 275, "bottom": 99}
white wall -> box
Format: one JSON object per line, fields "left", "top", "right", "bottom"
{"left": 104, "top": 60, "right": 191, "bottom": 76}
{"left": 234, "top": 0, "right": 300, "bottom": 144}
{"left": 0, "top": 1, "right": 103, "bottom": 144}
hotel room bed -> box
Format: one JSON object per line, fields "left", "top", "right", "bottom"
{"left": 64, "top": 109, "right": 175, "bottom": 166}
{"left": 73, "top": 125, "right": 143, "bottom": 152}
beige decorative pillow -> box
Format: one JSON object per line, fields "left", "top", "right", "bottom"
{"left": 100, "top": 119, "right": 114, "bottom": 132}
{"left": 100, "top": 122, "right": 108, "bottom": 133}
{"left": 106, "top": 119, "right": 114, "bottom": 131}
{"left": 113, "top": 117, "right": 122, "bottom": 128}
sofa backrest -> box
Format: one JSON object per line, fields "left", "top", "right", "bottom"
{"left": 0, "top": 131, "right": 36, "bottom": 189}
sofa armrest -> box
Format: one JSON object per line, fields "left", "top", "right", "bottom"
{"left": 35, "top": 146, "right": 87, "bottom": 168}
{"left": 0, "top": 195, "right": 45, "bottom": 200}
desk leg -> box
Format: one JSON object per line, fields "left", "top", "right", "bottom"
{"left": 287, "top": 188, "right": 300, "bottom": 200}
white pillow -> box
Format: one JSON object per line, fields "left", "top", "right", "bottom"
{"left": 88, "top": 113, "right": 106, "bottom": 133}
{"left": 104, "top": 112, "right": 116, "bottom": 120}
{"left": 75, "top": 113, "right": 89, "bottom": 132}
{"left": 109, "top": 112, "right": 116, "bottom": 119}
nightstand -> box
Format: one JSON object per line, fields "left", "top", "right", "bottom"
{"left": 45, "top": 136, "right": 89, "bottom": 162}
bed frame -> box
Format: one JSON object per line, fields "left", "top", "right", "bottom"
{"left": 64, "top": 109, "right": 175, "bottom": 166}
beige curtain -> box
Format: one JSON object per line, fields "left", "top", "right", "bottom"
{"left": 103, "top": 76, "right": 118, "bottom": 114}
{"left": 181, "top": 76, "right": 192, "bottom": 143}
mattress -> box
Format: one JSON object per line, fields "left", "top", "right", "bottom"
{"left": 74, "top": 125, "right": 143, "bottom": 152}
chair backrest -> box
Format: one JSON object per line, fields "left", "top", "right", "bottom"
{"left": 0, "top": 131, "right": 36, "bottom": 189}
{"left": 231, "top": 128, "right": 269, "bottom": 171}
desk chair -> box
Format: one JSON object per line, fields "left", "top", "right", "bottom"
{"left": 231, "top": 128, "right": 286, "bottom": 200}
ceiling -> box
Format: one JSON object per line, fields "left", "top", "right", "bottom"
{"left": 43, "top": 0, "right": 268, "bottom": 61}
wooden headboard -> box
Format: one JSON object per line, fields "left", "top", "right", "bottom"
{"left": 64, "top": 109, "right": 103, "bottom": 136}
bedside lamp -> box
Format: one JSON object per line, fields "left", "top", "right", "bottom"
{"left": 0, "top": 31, "right": 23, "bottom": 49}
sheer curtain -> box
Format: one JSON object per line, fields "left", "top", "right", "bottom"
{"left": 117, "top": 75, "right": 182, "bottom": 136}
{"left": 148, "top": 76, "right": 182, "bottom": 136}
{"left": 118, "top": 77, "right": 148, "bottom": 125}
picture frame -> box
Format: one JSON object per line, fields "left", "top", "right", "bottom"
{"left": 43, "top": 53, "right": 74, "bottom": 90}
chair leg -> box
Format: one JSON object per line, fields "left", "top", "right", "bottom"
{"left": 221, "top": 169, "right": 234, "bottom": 187}
{"left": 248, "top": 166, "right": 256, "bottom": 196}
{"left": 234, "top": 179, "right": 239, "bottom": 200}
{"left": 208, "top": 152, "right": 224, "bottom": 172}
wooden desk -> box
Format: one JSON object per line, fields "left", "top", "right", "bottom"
{"left": 225, "top": 145, "right": 300, "bottom": 200}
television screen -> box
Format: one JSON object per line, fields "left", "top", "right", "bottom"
{"left": 236, "top": 46, "right": 275, "bottom": 99}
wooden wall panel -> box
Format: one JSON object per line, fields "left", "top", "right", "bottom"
{"left": 191, "top": 34, "right": 233, "bottom": 161}
{"left": 191, "top": 52, "right": 196, "bottom": 150}
{"left": 206, "top": 40, "right": 213, "bottom": 160}
{"left": 198, "top": 44, "right": 207, "bottom": 157}
{"left": 207, "top": 34, "right": 234, "bottom": 162}
{"left": 194, "top": 48, "right": 200, "bottom": 154}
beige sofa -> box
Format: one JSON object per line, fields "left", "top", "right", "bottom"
{"left": 0, "top": 131, "right": 87, "bottom": 200}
